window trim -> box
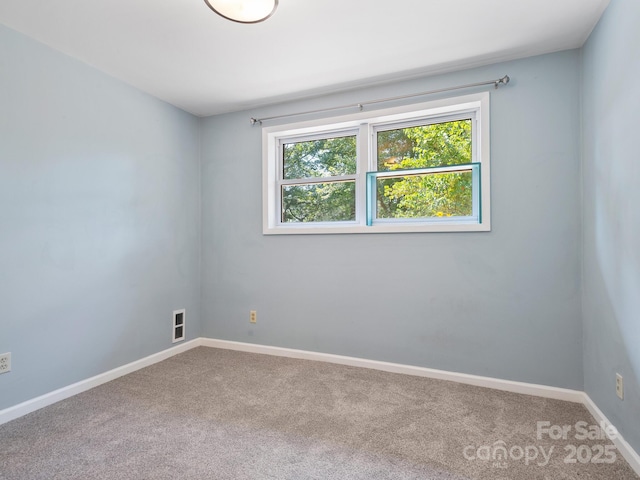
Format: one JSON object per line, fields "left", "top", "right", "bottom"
{"left": 262, "top": 92, "right": 491, "bottom": 235}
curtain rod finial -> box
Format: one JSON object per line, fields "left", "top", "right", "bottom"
{"left": 494, "top": 75, "right": 510, "bottom": 89}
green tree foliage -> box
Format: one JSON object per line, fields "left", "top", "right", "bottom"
{"left": 284, "top": 136, "right": 356, "bottom": 179}
{"left": 282, "top": 182, "right": 355, "bottom": 223}
{"left": 377, "top": 120, "right": 473, "bottom": 218}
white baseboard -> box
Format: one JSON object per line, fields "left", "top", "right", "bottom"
{"left": 0, "top": 338, "right": 202, "bottom": 426}
{"left": 201, "top": 338, "right": 585, "bottom": 402}
{"left": 582, "top": 392, "right": 640, "bottom": 475}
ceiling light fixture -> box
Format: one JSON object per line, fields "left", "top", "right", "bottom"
{"left": 204, "top": 0, "right": 278, "bottom": 24}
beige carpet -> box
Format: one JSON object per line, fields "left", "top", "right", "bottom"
{"left": 0, "top": 347, "right": 637, "bottom": 479}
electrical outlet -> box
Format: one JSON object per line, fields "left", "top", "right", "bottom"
{"left": 616, "top": 373, "right": 624, "bottom": 400}
{"left": 250, "top": 310, "right": 257, "bottom": 324}
{"left": 0, "top": 353, "right": 11, "bottom": 374}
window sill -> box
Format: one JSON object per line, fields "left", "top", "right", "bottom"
{"left": 264, "top": 221, "right": 491, "bottom": 235}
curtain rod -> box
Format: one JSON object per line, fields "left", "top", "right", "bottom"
{"left": 250, "top": 75, "right": 510, "bottom": 125}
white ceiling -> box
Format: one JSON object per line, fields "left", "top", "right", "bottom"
{"left": 0, "top": 0, "right": 610, "bottom": 117}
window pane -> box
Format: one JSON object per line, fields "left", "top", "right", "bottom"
{"left": 283, "top": 135, "right": 357, "bottom": 179}
{"left": 377, "top": 171, "right": 472, "bottom": 219}
{"left": 282, "top": 181, "right": 356, "bottom": 223}
{"left": 377, "top": 119, "right": 471, "bottom": 171}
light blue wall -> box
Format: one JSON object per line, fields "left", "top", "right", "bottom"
{"left": 582, "top": 0, "right": 640, "bottom": 453}
{"left": 0, "top": 25, "right": 201, "bottom": 410}
{"left": 201, "top": 50, "right": 584, "bottom": 389}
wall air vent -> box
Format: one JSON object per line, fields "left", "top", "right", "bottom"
{"left": 172, "top": 309, "right": 185, "bottom": 343}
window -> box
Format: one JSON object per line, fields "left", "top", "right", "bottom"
{"left": 263, "top": 93, "right": 490, "bottom": 234}
{"left": 281, "top": 132, "right": 358, "bottom": 223}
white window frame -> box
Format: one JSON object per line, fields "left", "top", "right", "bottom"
{"left": 263, "top": 92, "right": 491, "bottom": 234}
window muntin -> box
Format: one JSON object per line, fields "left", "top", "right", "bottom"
{"left": 263, "top": 93, "right": 490, "bottom": 234}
